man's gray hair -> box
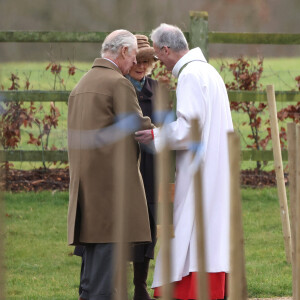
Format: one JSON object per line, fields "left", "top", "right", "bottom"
{"left": 101, "top": 30, "right": 137, "bottom": 59}
{"left": 150, "top": 23, "right": 188, "bottom": 52}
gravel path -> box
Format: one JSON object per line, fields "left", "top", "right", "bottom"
{"left": 249, "top": 298, "right": 292, "bottom": 300}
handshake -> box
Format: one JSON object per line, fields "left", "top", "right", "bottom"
{"left": 135, "top": 130, "right": 154, "bottom": 144}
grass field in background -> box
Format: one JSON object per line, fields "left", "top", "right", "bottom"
{"left": 4, "top": 188, "right": 292, "bottom": 299}
{"left": 0, "top": 57, "right": 299, "bottom": 170}
{"left": 211, "top": 57, "right": 300, "bottom": 92}
{"left": 1, "top": 57, "right": 299, "bottom": 91}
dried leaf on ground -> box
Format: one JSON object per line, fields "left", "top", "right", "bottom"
{"left": 1, "top": 168, "right": 288, "bottom": 192}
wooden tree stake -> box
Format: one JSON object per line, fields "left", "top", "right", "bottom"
{"left": 266, "top": 84, "right": 292, "bottom": 263}
{"left": 228, "top": 132, "right": 247, "bottom": 300}
{"left": 113, "top": 106, "right": 130, "bottom": 300}
{"left": 0, "top": 182, "right": 4, "bottom": 300}
{"left": 191, "top": 119, "right": 208, "bottom": 300}
{"left": 295, "top": 125, "right": 300, "bottom": 300}
{"left": 287, "top": 122, "right": 297, "bottom": 298}
{"left": 156, "top": 84, "right": 172, "bottom": 300}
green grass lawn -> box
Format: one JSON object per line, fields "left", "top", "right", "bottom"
{"left": 242, "top": 188, "right": 292, "bottom": 298}
{"left": 3, "top": 188, "right": 292, "bottom": 299}
{"left": 1, "top": 57, "right": 299, "bottom": 91}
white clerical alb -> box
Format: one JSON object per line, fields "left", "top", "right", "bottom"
{"left": 152, "top": 47, "right": 233, "bottom": 288}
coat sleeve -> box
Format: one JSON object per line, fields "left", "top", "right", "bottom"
{"left": 113, "top": 77, "right": 155, "bottom": 130}
{"left": 154, "top": 72, "right": 206, "bottom": 151}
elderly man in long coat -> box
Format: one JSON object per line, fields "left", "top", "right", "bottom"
{"left": 135, "top": 24, "right": 233, "bottom": 300}
{"left": 67, "top": 29, "right": 154, "bottom": 300}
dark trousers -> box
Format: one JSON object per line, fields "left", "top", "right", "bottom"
{"left": 80, "top": 243, "right": 115, "bottom": 300}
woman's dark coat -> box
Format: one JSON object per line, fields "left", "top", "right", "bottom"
{"left": 131, "top": 76, "right": 158, "bottom": 262}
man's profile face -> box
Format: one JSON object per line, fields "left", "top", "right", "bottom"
{"left": 153, "top": 43, "right": 173, "bottom": 71}
{"left": 153, "top": 43, "right": 164, "bottom": 64}
{"left": 120, "top": 46, "right": 137, "bottom": 75}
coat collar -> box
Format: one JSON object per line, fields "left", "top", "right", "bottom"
{"left": 172, "top": 47, "right": 207, "bottom": 78}
{"left": 92, "top": 58, "right": 123, "bottom": 75}
{"left": 141, "top": 77, "right": 155, "bottom": 98}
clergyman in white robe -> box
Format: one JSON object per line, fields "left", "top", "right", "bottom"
{"left": 151, "top": 46, "right": 234, "bottom": 288}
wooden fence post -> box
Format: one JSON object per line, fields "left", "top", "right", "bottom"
{"left": 266, "top": 84, "right": 292, "bottom": 263}
{"left": 156, "top": 84, "right": 172, "bottom": 300}
{"left": 191, "top": 119, "right": 208, "bottom": 300}
{"left": 287, "top": 122, "right": 297, "bottom": 298}
{"left": 189, "top": 11, "right": 209, "bottom": 61}
{"left": 296, "top": 124, "right": 300, "bottom": 300}
{"left": 228, "top": 132, "right": 247, "bottom": 300}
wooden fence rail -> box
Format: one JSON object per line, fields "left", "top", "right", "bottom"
{"left": 209, "top": 32, "right": 300, "bottom": 45}
{"left": 0, "top": 148, "right": 288, "bottom": 163}
{"left": 2, "top": 31, "right": 300, "bottom": 45}
{"left": 1, "top": 90, "right": 300, "bottom": 103}
{"left": 0, "top": 10, "right": 299, "bottom": 163}
{"left": 0, "top": 150, "right": 68, "bottom": 162}
{"left": 2, "top": 30, "right": 300, "bottom": 45}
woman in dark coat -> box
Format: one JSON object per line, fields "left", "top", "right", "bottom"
{"left": 126, "top": 34, "right": 158, "bottom": 300}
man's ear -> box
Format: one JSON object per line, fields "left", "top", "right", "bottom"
{"left": 120, "top": 46, "right": 128, "bottom": 59}
{"left": 163, "top": 46, "right": 170, "bottom": 55}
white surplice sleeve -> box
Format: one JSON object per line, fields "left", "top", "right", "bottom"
{"left": 153, "top": 70, "right": 207, "bottom": 151}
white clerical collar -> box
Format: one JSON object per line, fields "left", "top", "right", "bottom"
{"left": 103, "top": 58, "right": 119, "bottom": 69}
{"left": 172, "top": 48, "right": 207, "bottom": 78}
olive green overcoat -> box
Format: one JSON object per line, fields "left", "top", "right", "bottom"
{"left": 67, "top": 58, "right": 154, "bottom": 245}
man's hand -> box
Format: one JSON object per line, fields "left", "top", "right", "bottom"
{"left": 135, "top": 130, "right": 153, "bottom": 144}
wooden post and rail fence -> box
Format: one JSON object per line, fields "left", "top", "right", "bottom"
{"left": 0, "top": 10, "right": 300, "bottom": 163}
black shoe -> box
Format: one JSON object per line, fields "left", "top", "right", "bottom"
{"left": 133, "top": 258, "right": 153, "bottom": 300}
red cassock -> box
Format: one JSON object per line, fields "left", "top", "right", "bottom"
{"left": 153, "top": 272, "right": 227, "bottom": 300}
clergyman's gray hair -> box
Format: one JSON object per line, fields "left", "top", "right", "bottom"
{"left": 101, "top": 30, "right": 137, "bottom": 59}
{"left": 150, "top": 24, "right": 188, "bottom": 52}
